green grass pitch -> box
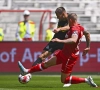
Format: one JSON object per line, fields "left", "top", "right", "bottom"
{"left": 0, "top": 75, "right": 100, "bottom": 90}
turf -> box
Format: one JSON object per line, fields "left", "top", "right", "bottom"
{"left": 0, "top": 75, "right": 99, "bottom": 90}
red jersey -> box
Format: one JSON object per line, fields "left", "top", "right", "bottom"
{"left": 62, "top": 24, "right": 84, "bottom": 56}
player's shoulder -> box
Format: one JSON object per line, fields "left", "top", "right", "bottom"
{"left": 71, "top": 26, "right": 78, "bottom": 31}
{"left": 71, "top": 24, "right": 84, "bottom": 31}
{"left": 77, "top": 24, "right": 84, "bottom": 31}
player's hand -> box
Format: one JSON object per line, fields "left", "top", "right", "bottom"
{"left": 53, "top": 28, "right": 60, "bottom": 33}
{"left": 52, "top": 38, "right": 60, "bottom": 42}
{"left": 82, "top": 47, "right": 90, "bottom": 56}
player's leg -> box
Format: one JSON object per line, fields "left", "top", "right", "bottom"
{"left": 28, "top": 50, "right": 62, "bottom": 73}
{"left": 28, "top": 56, "right": 58, "bottom": 73}
{"left": 32, "top": 50, "right": 52, "bottom": 66}
{"left": 18, "top": 56, "right": 58, "bottom": 74}
{"left": 62, "top": 73, "right": 86, "bottom": 84}
{"left": 61, "top": 60, "right": 86, "bottom": 87}
{"left": 61, "top": 55, "right": 98, "bottom": 87}
{"left": 32, "top": 42, "right": 64, "bottom": 66}
{"left": 18, "top": 50, "right": 62, "bottom": 75}
{"left": 62, "top": 73, "right": 98, "bottom": 87}
{"left": 32, "top": 42, "right": 54, "bottom": 66}
{"left": 61, "top": 55, "right": 83, "bottom": 84}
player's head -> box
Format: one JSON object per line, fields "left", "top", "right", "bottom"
{"left": 23, "top": 10, "right": 30, "bottom": 21}
{"left": 68, "top": 13, "right": 77, "bottom": 25}
{"left": 55, "top": 7, "right": 68, "bottom": 21}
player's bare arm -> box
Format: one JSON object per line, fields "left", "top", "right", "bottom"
{"left": 83, "top": 30, "right": 90, "bottom": 48}
{"left": 53, "top": 24, "right": 70, "bottom": 33}
{"left": 59, "top": 24, "right": 70, "bottom": 31}
{"left": 82, "top": 30, "right": 90, "bottom": 56}
{"left": 52, "top": 32, "right": 78, "bottom": 44}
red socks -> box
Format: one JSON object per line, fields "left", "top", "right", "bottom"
{"left": 64, "top": 76, "right": 85, "bottom": 84}
{"left": 28, "top": 63, "right": 46, "bottom": 73}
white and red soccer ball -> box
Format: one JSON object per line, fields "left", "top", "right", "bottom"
{"left": 18, "top": 73, "right": 32, "bottom": 84}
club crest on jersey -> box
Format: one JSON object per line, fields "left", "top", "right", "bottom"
{"left": 65, "top": 30, "right": 70, "bottom": 38}
{"left": 65, "top": 33, "right": 68, "bottom": 38}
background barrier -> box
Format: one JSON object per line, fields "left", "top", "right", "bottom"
{"left": 0, "top": 42, "right": 100, "bottom": 73}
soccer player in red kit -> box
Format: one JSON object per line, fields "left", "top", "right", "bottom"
{"left": 18, "top": 13, "right": 98, "bottom": 87}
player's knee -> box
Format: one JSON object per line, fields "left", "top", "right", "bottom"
{"left": 38, "top": 55, "right": 43, "bottom": 58}
{"left": 43, "top": 62, "right": 49, "bottom": 68}
{"left": 39, "top": 54, "right": 45, "bottom": 60}
{"left": 39, "top": 53, "right": 47, "bottom": 58}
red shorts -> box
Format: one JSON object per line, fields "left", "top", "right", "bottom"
{"left": 54, "top": 50, "right": 78, "bottom": 74}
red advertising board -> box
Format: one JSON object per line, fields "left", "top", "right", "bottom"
{"left": 0, "top": 42, "right": 100, "bottom": 73}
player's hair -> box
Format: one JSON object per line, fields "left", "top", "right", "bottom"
{"left": 55, "top": 7, "right": 66, "bottom": 14}
{"left": 68, "top": 13, "right": 77, "bottom": 21}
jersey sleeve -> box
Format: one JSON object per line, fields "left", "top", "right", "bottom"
{"left": 81, "top": 26, "right": 85, "bottom": 32}
{"left": 71, "top": 27, "right": 79, "bottom": 36}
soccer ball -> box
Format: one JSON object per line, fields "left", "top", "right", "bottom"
{"left": 18, "top": 73, "right": 32, "bottom": 84}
